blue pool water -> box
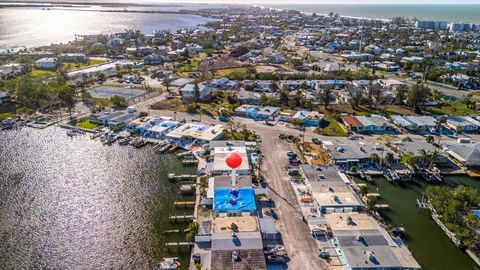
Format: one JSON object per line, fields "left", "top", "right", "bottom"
{"left": 473, "top": 210, "right": 480, "bottom": 219}
{"left": 213, "top": 188, "right": 256, "bottom": 212}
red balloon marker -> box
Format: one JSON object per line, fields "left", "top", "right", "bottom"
{"left": 226, "top": 152, "right": 242, "bottom": 169}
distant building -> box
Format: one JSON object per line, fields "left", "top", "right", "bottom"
{"left": 415, "top": 20, "right": 448, "bottom": 30}
{"left": 35, "top": 58, "right": 58, "bottom": 69}
{"left": 0, "top": 91, "right": 12, "bottom": 105}
{"left": 58, "top": 53, "right": 87, "bottom": 63}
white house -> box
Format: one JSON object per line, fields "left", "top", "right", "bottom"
{"left": 35, "top": 58, "right": 58, "bottom": 69}
{"left": 181, "top": 84, "right": 211, "bottom": 100}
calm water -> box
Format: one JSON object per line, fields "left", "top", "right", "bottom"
{"left": 0, "top": 7, "right": 215, "bottom": 49}
{"left": 359, "top": 176, "right": 480, "bottom": 270}
{"left": 268, "top": 4, "right": 480, "bottom": 24}
{"left": 0, "top": 127, "right": 195, "bottom": 269}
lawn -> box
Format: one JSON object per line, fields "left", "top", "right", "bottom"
{"left": 31, "top": 69, "right": 57, "bottom": 77}
{"left": 216, "top": 67, "right": 249, "bottom": 79}
{"left": 422, "top": 100, "right": 476, "bottom": 116}
{"left": 0, "top": 112, "right": 15, "bottom": 121}
{"left": 70, "top": 120, "right": 98, "bottom": 130}
{"left": 177, "top": 60, "right": 199, "bottom": 72}
{"left": 62, "top": 59, "right": 107, "bottom": 71}
{"left": 315, "top": 118, "right": 348, "bottom": 137}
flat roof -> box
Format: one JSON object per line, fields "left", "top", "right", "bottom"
{"left": 212, "top": 216, "right": 258, "bottom": 233}
{"left": 326, "top": 213, "right": 379, "bottom": 231}
{"left": 211, "top": 231, "right": 263, "bottom": 251}
{"left": 212, "top": 146, "right": 250, "bottom": 172}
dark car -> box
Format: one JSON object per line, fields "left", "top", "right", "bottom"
{"left": 266, "top": 255, "right": 286, "bottom": 264}
{"left": 269, "top": 209, "right": 279, "bottom": 220}
{"left": 312, "top": 138, "right": 322, "bottom": 145}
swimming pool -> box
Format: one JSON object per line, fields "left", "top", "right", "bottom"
{"left": 213, "top": 188, "right": 256, "bottom": 212}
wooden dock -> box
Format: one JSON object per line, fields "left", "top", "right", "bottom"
{"left": 366, "top": 193, "right": 380, "bottom": 197}
{"left": 174, "top": 201, "right": 195, "bottom": 208}
{"left": 168, "top": 173, "right": 197, "bottom": 181}
{"left": 374, "top": 204, "right": 390, "bottom": 209}
{"left": 166, "top": 242, "right": 193, "bottom": 247}
{"left": 169, "top": 215, "right": 194, "bottom": 222}
{"left": 182, "top": 159, "right": 198, "bottom": 165}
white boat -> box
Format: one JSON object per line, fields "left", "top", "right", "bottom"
{"left": 266, "top": 244, "right": 285, "bottom": 253}
{"left": 157, "top": 257, "right": 180, "bottom": 270}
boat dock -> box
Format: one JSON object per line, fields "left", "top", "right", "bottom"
{"left": 168, "top": 173, "right": 197, "bottom": 181}
{"left": 374, "top": 204, "right": 390, "bottom": 209}
{"left": 366, "top": 193, "right": 380, "bottom": 198}
{"left": 174, "top": 201, "right": 195, "bottom": 208}
{"left": 169, "top": 215, "right": 194, "bottom": 222}
{"left": 166, "top": 242, "right": 194, "bottom": 247}
{"left": 182, "top": 159, "right": 198, "bottom": 165}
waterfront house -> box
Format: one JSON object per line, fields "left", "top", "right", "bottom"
{"left": 325, "top": 213, "right": 421, "bottom": 270}
{"left": 35, "top": 58, "right": 58, "bottom": 69}
{"left": 323, "top": 141, "right": 398, "bottom": 166}
{"left": 207, "top": 142, "right": 251, "bottom": 176}
{"left": 166, "top": 123, "right": 224, "bottom": 148}
{"left": 181, "top": 84, "right": 211, "bottom": 100}
{"left": 301, "top": 165, "right": 363, "bottom": 214}
{"left": 443, "top": 143, "right": 480, "bottom": 168}
{"left": 136, "top": 117, "right": 179, "bottom": 139}
{"left": 446, "top": 116, "right": 480, "bottom": 133}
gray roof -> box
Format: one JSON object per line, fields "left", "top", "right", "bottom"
{"left": 324, "top": 143, "right": 397, "bottom": 162}
{"left": 210, "top": 249, "right": 266, "bottom": 270}
{"left": 342, "top": 245, "right": 402, "bottom": 269}
{"left": 209, "top": 140, "right": 246, "bottom": 149}
{"left": 444, "top": 143, "right": 480, "bottom": 166}
{"left": 211, "top": 231, "right": 263, "bottom": 251}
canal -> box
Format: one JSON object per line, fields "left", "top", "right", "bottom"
{"left": 0, "top": 127, "right": 195, "bottom": 269}
{"left": 358, "top": 175, "right": 480, "bottom": 270}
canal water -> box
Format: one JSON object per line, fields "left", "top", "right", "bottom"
{"left": 0, "top": 127, "right": 195, "bottom": 269}
{"left": 359, "top": 176, "right": 480, "bottom": 270}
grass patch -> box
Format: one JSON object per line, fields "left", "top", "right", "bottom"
{"left": 216, "top": 67, "right": 248, "bottom": 78}
{"left": 31, "top": 69, "right": 57, "bottom": 77}
{"left": 177, "top": 60, "right": 199, "bottom": 72}
{"left": 422, "top": 100, "right": 476, "bottom": 116}
{"left": 315, "top": 118, "right": 348, "bottom": 137}
{"left": 0, "top": 112, "right": 15, "bottom": 121}
{"left": 68, "top": 119, "right": 98, "bottom": 130}
{"left": 62, "top": 59, "right": 107, "bottom": 71}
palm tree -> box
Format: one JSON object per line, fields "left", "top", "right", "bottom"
{"left": 418, "top": 149, "right": 431, "bottom": 168}
{"left": 399, "top": 151, "right": 416, "bottom": 168}
{"left": 428, "top": 150, "right": 441, "bottom": 169}
{"left": 365, "top": 196, "right": 378, "bottom": 214}
{"left": 370, "top": 153, "right": 380, "bottom": 165}
{"left": 426, "top": 135, "right": 435, "bottom": 144}
{"left": 385, "top": 152, "right": 395, "bottom": 166}
{"left": 359, "top": 185, "right": 368, "bottom": 197}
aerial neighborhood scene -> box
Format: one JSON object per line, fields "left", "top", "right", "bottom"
{"left": 2, "top": 0, "right": 480, "bottom": 269}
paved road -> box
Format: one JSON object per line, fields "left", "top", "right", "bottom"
{"left": 260, "top": 136, "right": 330, "bottom": 269}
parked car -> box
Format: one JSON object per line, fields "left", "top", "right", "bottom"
{"left": 312, "top": 138, "right": 322, "bottom": 145}
{"left": 287, "top": 151, "right": 297, "bottom": 158}
{"left": 269, "top": 209, "right": 279, "bottom": 220}
{"left": 266, "top": 255, "right": 286, "bottom": 264}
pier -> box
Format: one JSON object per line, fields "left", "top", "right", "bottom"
{"left": 182, "top": 159, "right": 198, "bottom": 165}
{"left": 169, "top": 214, "right": 194, "bottom": 222}
{"left": 168, "top": 173, "right": 197, "bottom": 181}
{"left": 374, "top": 204, "right": 390, "bottom": 209}
{"left": 174, "top": 201, "right": 195, "bottom": 208}
{"left": 165, "top": 242, "right": 194, "bottom": 247}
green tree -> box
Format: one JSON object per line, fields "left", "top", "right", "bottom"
{"left": 193, "top": 83, "right": 200, "bottom": 101}
{"left": 406, "top": 84, "right": 430, "bottom": 113}
{"left": 318, "top": 86, "right": 333, "bottom": 110}
{"left": 110, "top": 95, "right": 127, "bottom": 107}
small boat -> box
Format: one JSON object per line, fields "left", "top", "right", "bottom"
{"left": 131, "top": 138, "right": 146, "bottom": 148}
{"left": 66, "top": 130, "right": 77, "bottom": 137}
{"left": 179, "top": 184, "right": 194, "bottom": 194}
{"left": 157, "top": 142, "right": 171, "bottom": 153}
{"left": 118, "top": 137, "right": 131, "bottom": 146}
{"left": 266, "top": 244, "right": 285, "bottom": 253}
{"left": 157, "top": 257, "right": 180, "bottom": 270}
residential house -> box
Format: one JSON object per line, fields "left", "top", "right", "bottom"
{"left": 292, "top": 111, "right": 323, "bottom": 127}
{"left": 35, "top": 58, "right": 58, "bottom": 69}
{"left": 446, "top": 116, "right": 480, "bottom": 133}
{"left": 256, "top": 106, "right": 281, "bottom": 121}
{"left": 234, "top": 104, "right": 260, "bottom": 118}
{"left": 143, "top": 53, "right": 163, "bottom": 65}
{"left": 181, "top": 84, "right": 211, "bottom": 100}
{"left": 0, "top": 92, "right": 12, "bottom": 105}
{"left": 443, "top": 143, "right": 480, "bottom": 168}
